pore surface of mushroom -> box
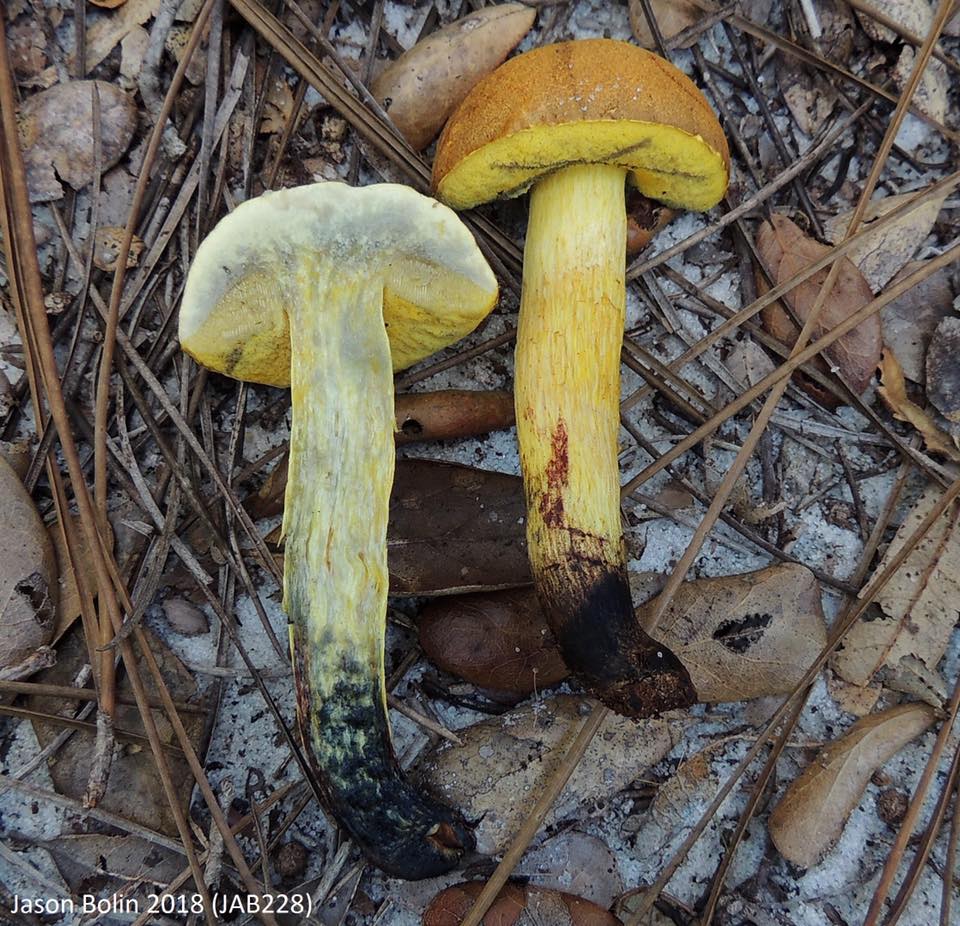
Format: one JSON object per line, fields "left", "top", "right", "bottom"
{"left": 433, "top": 39, "right": 730, "bottom": 718}
{"left": 180, "top": 181, "right": 498, "bottom": 878}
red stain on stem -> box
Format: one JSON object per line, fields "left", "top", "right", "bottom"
{"left": 539, "top": 420, "right": 569, "bottom": 527}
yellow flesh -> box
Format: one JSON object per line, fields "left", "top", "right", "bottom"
{"left": 516, "top": 163, "right": 627, "bottom": 575}
{"left": 282, "top": 259, "right": 392, "bottom": 730}
{"left": 178, "top": 182, "right": 498, "bottom": 387}
{"left": 437, "top": 120, "right": 728, "bottom": 213}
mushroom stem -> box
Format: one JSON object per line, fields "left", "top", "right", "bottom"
{"left": 516, "top": 163, "right": 696, "bottom": 717}
{"left": 283, "top": 263, "right": 473, "bottom": 879}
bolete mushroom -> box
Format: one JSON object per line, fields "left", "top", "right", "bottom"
{"left": 432, "top": 39, "right": 730, "bottom": 717}
{"left": 179, "top": 181, "right": 498, "bottom": 878}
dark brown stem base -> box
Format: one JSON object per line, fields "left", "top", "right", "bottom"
{"left": 292, "top": 642, "right": 474, "bottom": 879}
{"left": 537, "top": 560, "right": 696, "bottom": 717}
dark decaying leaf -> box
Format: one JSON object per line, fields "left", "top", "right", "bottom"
{"left": 419, "top": 587, "right": 566, "bottom": 693}
{"left": 625, "top": 191, "right": 675, "bottom": 255}
{"left": 926, "top": 316, "right": 960, "bottom": 423}
{"left": 388, "top": 460, "right": 528, "bottom": 595}
{"left": 0, "top": 456, "right": 57, "bottom": 672}
{"left": 18, "top": 80, "right": 137, "bottom": 202}
{"left": 768, "top": 702, "right": 936, "bottom": 868}
{"left": 28, "top": 624, "right": 211, "bottom": 837}
{"left": 832, "top": 482, "right": 960, "bottom": 686}
{"left": 419, "top": 563, "right": 827, "bottom": 701}
{"left": 756, "top": 214, "right": 881, "bottom": 395}
{"left": 423, "top": 879, "right": 622, "bottom": 926}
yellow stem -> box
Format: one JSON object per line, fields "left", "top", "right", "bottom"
{"left": 517, "top": 163, "right": 627, "bottom": 570}
{"left": 515, "top": 163, "right": 695, "bottom": 716}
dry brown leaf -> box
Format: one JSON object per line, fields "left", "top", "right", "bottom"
{"left": 768, "top": 702, "right": 936, "bottom": 867}
{"left": 926, "top": 316, "right": 960, "bottom": 423}
{"left": 880, "top": 261, "right": 955, "bottom": 383}
{"left": 0, "top": 457, "right": 57, "bottom": 673}
{"left": 74, "top": 0, "right": 161, "bottom": 74}
{"left": 640, "top": 562, "right": 828, "bottom": 702}
{"left": 823, "top": 190, "right": 948, "bottom": 291}
{"left": 259, "top": 73, "right": 294, "bottom": 134}
{"left": 424, "top": 880, "right": 619, "bottom": 926}
{"left": 778, "top": 58, "right": 837, "bottom": 137}
{"left": 827, "top": 671, "right": 882, "bottom": 717}
{"left": 418, "top": 563, "right": 827, "bottom": 702}
{"left": 165, "top": 23, "right": 206, "bottom": 85}
{"left": 833, "top": 481, "right": 960, "bottom": 686}
{"left": 92, "top": 226, "right": 144, "bottom": 271}
{"left": 18, "top": 81, "right": 138, "bottom": 203}
{"left": 892, "top": 47, "right": 948, "bottom": 125}
{"left": 89, "top": 0, "right": 128, "bottom": 8}
{"left": 419, "top": 694, "right": 680, "bottom": 855}
{"left": 119, "top": 25, "right": 150, "bottom": 88}
{"left": 876, "top": 348, "right": 960, "bottom": 461}
{"left": 807, "top": 0, "right": 856, "bottom": 61}
{"left": 613, "top": 893, "right": 675, "bottom": 926}
{"left": 854, "top": 0, "right": 933, "bottom": 42}
{"left": 628, "top": 0, "right": 699, "bottom": 48}
{"left": 423, "top": 880, "right": 621, "bottom": 926}
{"left": 7, "top": 17, "right": 47, "bottom": 78}
{"left": 42, "top": 834, "right": 181, "bottom": 900}
{"left": 515, "top": 832, "right": 623, "bottom": 909}
{"left": 757, "top": 214, "right": 881, "bottom": 394}
{"left": 0, "top": 439, "right": 31, "bottom": 481}
{"left": 372, "top": 3, "right": 535, "bottom": 151}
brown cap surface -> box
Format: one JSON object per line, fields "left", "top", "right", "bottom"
{"left": 433, "top": 38, "right": 730, "bottom": 212}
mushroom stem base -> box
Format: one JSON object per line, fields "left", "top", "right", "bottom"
{"left": 516, "top": 163, "right": 696, "bottom": 717}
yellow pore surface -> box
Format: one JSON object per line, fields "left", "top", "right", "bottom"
{"left": 433, "top": 39, "right": 729, "bottom": 213}
{"left": 178, "top": 182, "right": 499, "bottom": 387}
{"left": 516, "top": 163, "right": 628, "bottom": 569}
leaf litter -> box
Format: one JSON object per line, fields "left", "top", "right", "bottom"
{"left": 1, "top": 0, "right": 960, "bottom": 924}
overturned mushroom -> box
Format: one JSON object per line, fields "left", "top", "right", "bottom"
{"left": 433, "top": 39, "right": 729, "bottom": 717}
{"left": 179, "top": 182, "right": 498, "bottom": 879}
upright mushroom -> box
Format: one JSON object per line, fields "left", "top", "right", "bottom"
{"left": 433, "top": 39, "right": 730, "bottom": 717}
{"left": 179, "top": 182, "right": 498, "bottom": 878}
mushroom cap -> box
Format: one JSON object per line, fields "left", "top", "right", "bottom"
{"left": 179, "top": 182, "right": 499, "bottom": 387}
{"left": 432, "top": 39, "right": 730, "bottom": 213}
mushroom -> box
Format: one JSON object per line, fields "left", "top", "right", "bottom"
{"left": 432, "top": 39, "right": 730, "bottom": 717}
{"left": 179, "top": 181, "right": 498, "bottom": 878}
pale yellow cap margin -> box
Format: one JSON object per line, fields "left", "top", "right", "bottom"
{"left": 178, "top": 181, "right": 499, "bottom": 387}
